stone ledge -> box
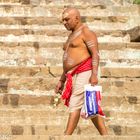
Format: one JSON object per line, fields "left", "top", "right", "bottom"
{"left": 0, "top": 41, "right": 139, "bottom": 49}
{"left": 50, "top": 66, "right": 140, "bottom": 78}
{"left": 0, "top": 94, "right": 140, "bottom": 109}
{"left": 0, "top": 5, "right": 139, "bottom": 17}
{"left": 10, "top": 135, "right": 140, "bottom": 140}
{"left": 0, "top": 125, "right": 140, "bottom": 137}
{"left": 0, "top": 66, "right": 49, "bottom": 78}
{"left": 0, "top": 24, "right": 138, "bottom": 32}
{"left": 0, "top": 34, "right": 131, "bottom": 43}
{"left": 0, "top": 77, "right": 139, "bottom": 95}
{"left": 0, "top": 47, "right": 139, "bottom": 66}
{"left": 0, "top": 16, "right": 130, "bottom": 25}
{"left": 0, "top": 116, "right": 139, "bottom": 126}
{"left": 0, "top": 109, "right": 139, "bottom": 125}
{"left": 0, "top": 29, "right": 128, "bottom": 38}
{"left": 126, "top": 42, "right": 140, "bottom": 49}
{"left": 101, "top": 67, "right": 140, "bottom": 78}
{"left": 0, "top": 107, "right": 139, "bottom": 116}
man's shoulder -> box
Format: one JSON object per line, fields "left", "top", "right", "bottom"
{"left": 82, "top": 25, "right": 97, "bottom": 39}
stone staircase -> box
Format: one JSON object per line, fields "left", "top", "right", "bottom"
{"left": 0, "top": 0, "right": 140, "bottom": 140}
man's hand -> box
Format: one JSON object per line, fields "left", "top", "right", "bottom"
{"left": 89, "top": 74, "right": 98, "bottom": 86}
{"left": 55, "top": 81, "right": 65, "bottom": 94}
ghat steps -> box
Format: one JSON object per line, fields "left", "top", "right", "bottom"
{"left": 0, "top": 0, "right": 140, "bottom": 139}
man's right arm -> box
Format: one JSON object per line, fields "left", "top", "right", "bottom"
{"left": 55, "top": 71, "right": 66, "bottom": 94}
{"left": 59, "top": 71, "right": 66, "bottom": 83}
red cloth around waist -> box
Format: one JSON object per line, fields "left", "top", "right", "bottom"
{"left": 62, "top": 57, "right": 92, "bottom": 106}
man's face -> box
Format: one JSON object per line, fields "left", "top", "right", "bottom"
{"left": 62, "top": 11, "right": 77, "bottom": 31}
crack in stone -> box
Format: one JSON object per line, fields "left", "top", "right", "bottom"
{"left": 48, "top": 67, "right": 56, "bottom": 78}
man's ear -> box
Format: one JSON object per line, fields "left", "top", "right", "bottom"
{"left": 76, "top": 15, "right": 79, "bottom": 20}
{"left": 75, "top": 15, "right": 80, "bottom": 23}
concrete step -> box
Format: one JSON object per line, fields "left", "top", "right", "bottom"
{"left": 0, "top": 4, "right": 139, "bottom": 17}
{"left": 0, "top": 123, "right": 140, "bottom": 136}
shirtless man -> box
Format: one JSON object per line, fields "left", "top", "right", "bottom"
{"left": 55, "top": 7, "right": 108, "bottom": 135}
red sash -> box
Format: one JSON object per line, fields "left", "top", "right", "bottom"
{"left": 62, "top": 57, "right": 92, "bottom": 106}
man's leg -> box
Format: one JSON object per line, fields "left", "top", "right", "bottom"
{"left": 91, "top": 116, "right": 108, "bottom": 135}
{"left": 64, "top": 109, "right": 81, "bottom": 135}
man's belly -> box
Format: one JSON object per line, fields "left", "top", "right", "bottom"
{"left": 63, "top": 52, "right": 91, "bottom": 72}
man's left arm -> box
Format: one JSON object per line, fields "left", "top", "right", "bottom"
{"left": 83, "top": 29, "right": 99, "bottom": 85}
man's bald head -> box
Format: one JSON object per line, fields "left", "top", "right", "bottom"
{"left": 62, "top": 7, "right": 82, "bottom": 31}
{"left": 62, "top": 7, "right": 81, "bottom": 21}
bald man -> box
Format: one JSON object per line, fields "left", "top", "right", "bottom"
{"left": 55, "top": 7, "right": 108, "bottom": 135}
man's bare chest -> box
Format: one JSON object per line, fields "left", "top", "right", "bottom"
{"left": 64, "top": 37, "right": 83, "bottom": 50}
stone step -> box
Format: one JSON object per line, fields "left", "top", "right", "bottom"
{"left": 0, "top": 107, "right": 138, "bottom": 118}
{"left": 0, "top": 108, "right": 139, "bottom": 125}
{"left": 0, "top": 66, "right": 139, "bottom": 78}
{"left": 0, "top": 24, "right": 138, "bottom": 33}
{"left": 0, "top": 77, "right": 139, "bottom": 96}
{"left": 0, "top": 0, "right": 138, "bottom": 7}
{"left": 0, "top": 59, "right": 139, "bottom": 69}
{"left": 5, "top": 135, "right": 140, "bottom": 140}
{"left": 0, "top": 124, "right": 137, "bottom": 139}
{"left": 0, "top": 41, "right": 139, "bottom": 49}
{"left": 1, "top": 114, "right": 139, "bottom": 127}
{"left": 49, "top": 65, "right": 140, "bottom": 79}
{"left": 1, "top": 93, "right": 140, "bottom": 111}
{"left": 0, "top": 16, "right": 133, "bottom": 26}
{"left": 0, "top": 1, "right": 139, "bottom": 139}
{"left": 0, "top": 0, "right": 109, "bottom": 6}
{"left": 0, "top": 65, "right": 139, "bottom": 77}
{"left": 0, "top": 124, "right": 139, "bottom": 136}
{"left": 0, "top": 34, "right": 131, "bottom": 43}
{"left": 0, "top": 4, "right": 139, "bottom": 17}
{"left": 100, "top": 67, "right": 140, "bottom": 78}
{"left": 0, "top": 22, "right": 133, "bottom": 42}
{"left": 0, "top": 25, "right": 139, "bottom": 43}
{"left": 0, "top": 45, "right": 139, "bottom": 66}
{"left": 0, "top": 28, "right": 129, "bottom": 38}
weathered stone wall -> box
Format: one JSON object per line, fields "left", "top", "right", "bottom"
{"left": 0, "top": 0, "right": 137, "bottom": 5}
